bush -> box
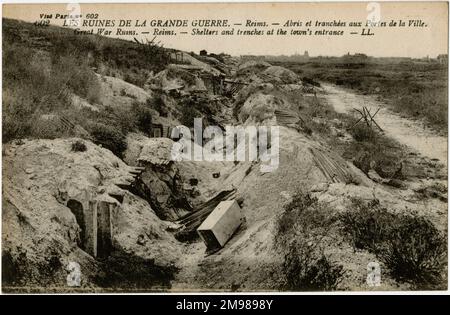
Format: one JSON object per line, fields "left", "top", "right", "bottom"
{"left": 53, "top": 55, "right": 101, "bottom": 104}
{"left": 347, "top": 127, "right": 404, "bottom": 179}
{"left": 123, "top": 70, "right": 147, "bottom": 87}
{"left": 2, "top": 112, "right": 31, "bottom": 143}
{"left": 340, "top": 199, "right": 447, "bottom": 289}
{"left": 380, "top": 217, "right": 447, "bottom": 288}
{"left": 131, "top": 102, "right": 153, "bottom": 136}
{"left": 276, "top": 192, "right": 333, "bottom": 242}
{"left": 147, "top": 95, "right": 168, "bottom": 117}
{"left": 71, "top": 140, "right": 87, "bottom": 152}
{"left": 275, "top": 192, "right": 344, "bottom": 291}
{"left": 88, "top": 123, "right": 127, "bottom": 157}
{"left": 302, "top": 76, "right": 321, "bottom": 87}
{"left": 282, "top": 240, "right": 344, "bottom": 291}
{"left": 180, "top": 103, "right": 201, "bottom": 128}
{"left": 350, "top": 124, "right": 377, "bottom": 143}
{"left": 340, "top": 199, "right": 395, "bottom": 250}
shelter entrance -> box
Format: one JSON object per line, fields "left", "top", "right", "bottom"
{"left": 67, "top": 199, "right": 85, "bottom": 249}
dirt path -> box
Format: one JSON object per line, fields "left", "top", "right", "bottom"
{"left": 322, "top": 84, "right": 448, "bottom": 164}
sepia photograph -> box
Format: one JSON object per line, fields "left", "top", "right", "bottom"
{"left": 0, "top": 1, "right": 448, "bottom": 295}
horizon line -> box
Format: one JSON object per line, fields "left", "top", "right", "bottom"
{"left": 3, "top": 16, "right": 447, "bottom": 60}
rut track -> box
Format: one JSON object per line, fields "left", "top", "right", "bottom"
{"left": 322, "top": 83, "right": 448, "bottom": 166}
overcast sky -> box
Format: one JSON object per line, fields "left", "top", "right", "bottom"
{"left": 3, "top": 2, "right": 448, "bottom": 58}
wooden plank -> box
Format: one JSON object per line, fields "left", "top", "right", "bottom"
{"left": 367, "top": 107, "right": 383, "bottom": 132}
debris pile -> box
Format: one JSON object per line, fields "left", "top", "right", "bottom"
{"left": 261, "top": 66, "right": 299, "bottom": 84}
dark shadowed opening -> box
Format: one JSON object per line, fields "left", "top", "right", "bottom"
{"left": 67, "top": 199, "right": 85, "bottom": 249}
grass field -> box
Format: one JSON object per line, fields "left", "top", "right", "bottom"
{"left": 275, "top": 59, "right": 448, "bottom": 133}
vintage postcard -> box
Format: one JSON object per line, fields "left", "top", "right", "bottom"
{"left": 1, "top": 1, "right": 448, "bottom": 294}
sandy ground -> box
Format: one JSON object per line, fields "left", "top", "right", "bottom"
{"left": 322, "top": 84, "right": 448, "bottom": 165}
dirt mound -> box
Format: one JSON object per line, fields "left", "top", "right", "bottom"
{"left": 234, "top": 82, "right": 276, "bottom": 106}
{"left": 235, "top": 63, "right": 299, "bottom": 87}
{"left": 237, "top": 60, "right": 271, "bottom": 71}
{"left": 99, "top": 74, "right": 153, "bottom": 108}
{"left": 179, "top": 52, "right": 222, "bottom": 76}
{"left": 261, "top": 66, "right": 299, "bottom": 84}
{"left": 149, "top": 64, "right": 207, "bottom": 93}
{"left": 238, "top": 93, "right": 282, "bottom": 124}
{"left": 235, "top": 60, "right": 272, "bottom": 81}
{"left": 2, "top": 138, "right": 181, "bottom": 291}
{"left": 232, "top": 67, "right": 303, "bottom": 122}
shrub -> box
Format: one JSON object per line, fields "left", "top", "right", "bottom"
{"left": 380, "top": 216, "right": 447, "bottom": 289}
{"left": 88, "top": 123, "right": 127, "bottom": 157}
{"left": 340, "top": 199, "right": 447, "bottom": 289}
{"left": 285, "top": 192, "right": 317, "bottom": 212}
{"left": 56, "top": 55, "right": 101, "bottom": 104}
{"left": 282, "top": 240, "right": 344, "bottom": 291}
{"left": 347, "top": 129, "right": 404, "bottom": 179}
{"left": 276, "top": 192, "right": 344, "bottom": 291}
{"left": 2, "top": 114, "right": 30, "bottom": 143}
{"left": 131, "top": 102, "right": 153, "bottom": 136}
{"left": 350, "top": 124, "right": 376, "bottom": 143}
{"left": 180, "top": 103, "right": 200, "bottom": 128}
{"left": 91, "top": 106, "right": 134, "bottom": 135}
{"left": 275, "top": 192, "right": 325, "bottom": 242}
{"left": 123, "top": 71, "right": 147, "bottom": 87}
{"left": 276, "top": 192, "right": 335, "bottom": 240}
{"left": 71, "top": 140, "right": 87, "bottom": 152}
{"left": 302, "top": 76, "right": 321, "bottom": 87}
{"left": 339, "top": 199, "right": 395, "bottom": 251}
{"left": 147, "top": 95, "right": 168, "bottom": 117}
{"left": 2, "top": 246, "right": 63, "bottom": 288}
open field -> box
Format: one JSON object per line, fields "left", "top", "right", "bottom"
{"left": 274, "top": 59, "right": 448, "bottom": 133}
